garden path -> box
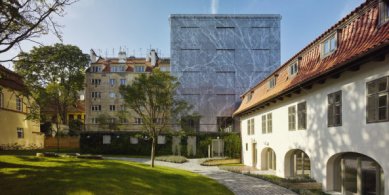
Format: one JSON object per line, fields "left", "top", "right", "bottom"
{"left": 107, "top": 157, "right": 296, "bottom": 195}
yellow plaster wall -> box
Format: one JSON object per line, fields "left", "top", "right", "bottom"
{"left": 0, "top": 88, "right": 44, "bottom": 148}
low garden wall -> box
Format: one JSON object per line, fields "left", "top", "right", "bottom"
{"left": 80, "top": 131, "right": 241, "bottom": 158}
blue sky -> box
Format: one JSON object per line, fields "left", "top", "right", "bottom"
{"left": 1, "top": 0, "right": 364, "bottom": 68}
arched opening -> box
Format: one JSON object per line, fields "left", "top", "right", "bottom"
{"left": 284, "top": 149, "right": 311, "bottom": 178}
{"left": 261, "top": 147, "right": 276, "bottom": 171}
{"left": 327, "top": 152, "right": 384, "bottom": 195}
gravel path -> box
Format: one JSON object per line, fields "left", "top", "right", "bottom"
{"left": 106, "top": 157, "right": 296, "bottom": 195}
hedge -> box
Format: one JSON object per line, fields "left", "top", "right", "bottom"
{"left": 80, "top": 131, "right": 241, "bottom": 158}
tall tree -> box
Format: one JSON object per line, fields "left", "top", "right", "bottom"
{"left": 14, "top": 43, "right": 88, "bottom": 150}
{"left": 120, "top": 69, "right": 191, "bottom": 167}
{"left": 0, "top": 0, "right": 77, "bottom": 62}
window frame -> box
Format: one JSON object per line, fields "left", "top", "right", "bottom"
{"left": 268, "top": 77, "right": 276, "bottom": 89}
{"left": 261, "top": 115, "right": 267, "bottom": 134}
{"left": 17, "top": 128, "right": 24, "bottom": 139}
{"left": 288, "top": 106, "right": 296, "bottom": 131}
{"left": 16, "top": 97, "right": 23, "bottom": 112}
{"left": 135, "top": 65, "right": 145, "bottom": 73}
{"left": 109, "top": 105, "right": 116, "bottom": 111}
{"left": 289, "top": 61, "right": 299, "bottom": 76}
{"left": 379, "top": 0, "right": 389, "bottom": 25}
{"left": 297, "top": 102, "right": 307, "bottom": 130}
{"left": 321, "top": 33, "right": 337, "bottom": 58}
{"left": 366, "top": 76, "right": 389, "bottom": 123}
{"left": 328, "top": 91, "right": 342, "bottom": 127}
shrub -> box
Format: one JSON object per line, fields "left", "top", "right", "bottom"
{"left": 155, "top": 155, "right": 187, "bottom": 163}
{"left": 224, "top": 134, "right": 241, "bottom": 158}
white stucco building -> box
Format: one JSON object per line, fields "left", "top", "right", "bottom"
{"left": 234, "top": 0, "right": 389, "bottom": 194}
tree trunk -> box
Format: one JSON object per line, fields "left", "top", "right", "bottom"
{"left": 56, "top": 121, "right": 60, "bottom": 153}
{"left": 151, "top": 137, "right": 156, "bottom": 167}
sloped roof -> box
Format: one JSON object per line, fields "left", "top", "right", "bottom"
{"left": 87, "top": 57, "right": 170, "bottom": 73}
{"left": 234, "top": 0, "right": 389, "bottom": 116}
{"left": 0, "top": 64, "right": 27, "bottom": 92}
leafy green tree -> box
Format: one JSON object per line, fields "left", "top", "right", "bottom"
{"left": 96, "top": 114, "right": 120, "bottom": 131}
{"left": 68, "top": 119, "right": 83, "bottom": 136}
{"left": 0, "top": 0, "right": 77, "bottom": 62}
{"left": 14, "top": 43, "right": 89, "bottom": 151}
{"left": 120, "top": 69, "right": 191, "bottom": 167}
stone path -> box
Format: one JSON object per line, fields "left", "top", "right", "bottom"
{"left": 106, "top": 157, "right": 296, "bottom": 195}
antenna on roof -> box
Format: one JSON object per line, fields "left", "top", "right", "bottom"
{"left": 139, "top": 48, "right": 142, "bottom": 57}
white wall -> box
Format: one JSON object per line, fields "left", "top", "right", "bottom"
{"left": 240, "top": 54, "right": 389, "bottom": 194}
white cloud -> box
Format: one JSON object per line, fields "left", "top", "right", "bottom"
{"left": 211, "top": 0, "right": 219, "bottom": 14}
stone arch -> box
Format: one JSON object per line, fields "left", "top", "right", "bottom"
{"left": 260, "top": 147, "right": 276, "bottom": 171}
{"left": 284, "top": 149, "right": 311, "bottom": 178}
{"left": 326, "top": 152, "right": 384, "bottom": 195}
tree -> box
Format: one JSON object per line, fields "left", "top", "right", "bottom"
{"left": 14, "top": 43, "right": 89, "bottom": 151}
{"left": 0, "top": 0, "right": 77, "bottom": 62}
{"left": 120, "top": 69, "right": 191, "bottom": 167}
{"left": 96, "top": 114, "right": 120, "bottom": 131}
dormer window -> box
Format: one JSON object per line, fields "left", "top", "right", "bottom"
{"left": 269, "top": 77, "right": 276, "bottom": 89}
{"left": 289, "top": 61, "right": 299, "bottom": 76}
{"left": 247, "top": 91, "right": 254, "bottom": 102}
{"left": 91, "top": 66, "right": 101, "bottom": 72}
{"left": 379, "top": 0, "right": 389, "bottom": 25}
{"left": 321, "top": 33, "right": 337, "bottom": 58}
{"left": 111, "top": 66, "right": 125, "bottom": 72}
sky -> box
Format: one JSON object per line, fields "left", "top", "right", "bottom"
{"left": 1, "top": 0, "right": 365, "bottom": 69}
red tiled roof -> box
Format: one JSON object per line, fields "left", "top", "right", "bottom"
{"left": 87, "top": 57, "right": 169, "bottom": 73}
{"left": 0, "top": 64, "right": 27, "bottom": 92}
{"left": 234, "top": 0, "right": 389, "bottom": 116}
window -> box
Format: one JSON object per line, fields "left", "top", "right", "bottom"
{"left": 217, "top": 117, "right": 234, "bottom": 132}
{"left": 91, "top": 79, "right": 101, "bottom": 85}
{"left": 17, "top": 128, "right": 24, "bottom": 139}
{"left": 297, "top": 102, "right": 307, "bottom": 130}
{"left": 135, "top": 66, "right": 145, "bottom": 73}
{"left": 367, "top": 76, "right": 389, "bottom": 123}
{"left": 379, "top": 0, "right": 389, "bottom": 25}
{"left": 160, "top": 66, "right": 170, "bottom": 72}
{"left": 111, "top": 66, "right": 125, "bottom": 72}
{"left": 247, "top": 118, "right": 254, "bottom": 135}
{"left": 289, "top": 61, "right": 299, "bottom": 76}
{"left": 91, "top": 118, "right": 98, "bottom": 124}
{"left": 91, "top": 105, "right": 101, "bottom": 111}
{"left": 247, "top": 91, "right": 253, "bottom": 102}
{"left": 120, "top": 79, "right": 126, "bottom": 85}
{"left": 108, "top": 118, "right": 116, "bottom": 124}
{"left": 77, "top": 115, "right": 82, "bottom": 120}
{"left": 16, "top": 97, "right": 22, "bottom": 111}
{"left": 181, "top": 116, "right": 200, "bottom": 132}
{"left": 134, "top": 118, "right": 143, "bottom": 125}
{"left": 261, "top": 115, "right": 266, "bottom": 134}
{"left": 328, "top": 91, "right": 342, "bottom": 127}
{"left": 109, "top": 79, "right": 116, "bottom": 86}
{"left": 91, "top": 92, "right": 101, "bottom": 98}
{"left": 261, "top": 114, "right": 272, "bottom": 134}
{"left": 321, "top": 33, "right": 337, "bottom": 57}
{"left": 288, "top": 106, "right": 296, "bottom": 130}
{"left": 119, "top": 105, "right": 126, "bottom": 111}
{"left": 267, "top": 113, "right": 272, "bottom": 133}
{"left": 0, "top": 92, "right": 3, "bottom": 108}
{"left": 245, "top": 143, "right": 248, "bottom": 151}
{"left": 120, "top": 118, "right": 128, "bottom": 124}
{"left": 269, "top": 77, "right": 276, "bottom": 89}
{"left": 109, "top": 92, "right": 116, "bottom": 98}
{"left": 109, "top": 105, "right": 116, "bottom": 111}
{"left": 91, "top": 66, "right": 101, "bottom": 72}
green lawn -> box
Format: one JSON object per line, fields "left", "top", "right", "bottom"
{"left": 0, "top": 155, "right": 232, "bottom": 195}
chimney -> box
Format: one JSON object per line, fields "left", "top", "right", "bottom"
{"left": 150, "top": 49, "right": 159, "bottom": 66}
{"left": 90, "top": 49, "right": 97, "bottom": 63}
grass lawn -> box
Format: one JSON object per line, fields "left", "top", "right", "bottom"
{"left": 0, "top": 155, "right": 232, "bottom": 195}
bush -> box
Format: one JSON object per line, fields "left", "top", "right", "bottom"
{"left": 224, "top": 134, "right": 241, "bottom": 158}
{"left": 155, "top": 155, "right": 187, "bottom": 163}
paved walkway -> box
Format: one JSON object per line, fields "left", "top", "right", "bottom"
{"left": 107, "top": 157, "right": 296, "bottom": 195}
